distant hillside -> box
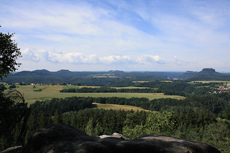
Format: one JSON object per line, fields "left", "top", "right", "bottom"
{"left": 3, "top": 68, "right": 230, "bottom": 84}
{"left": 180, "top": 71, "right": 198, "bottom": 80}
{"left": 186, "top": 68, "right": 230, "bottom": 81}
{"left": 3, "top": 70, "right": 183, "bottom": 85}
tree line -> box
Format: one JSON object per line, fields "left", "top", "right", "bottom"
{"left": 60, "top": 87, "right": 159, "bottom": 93}
{"left": 4, "top": 107, "right": 230, "bottom": 152}
{"left": 30, "top": 93, "right": 230, "bottom": 117}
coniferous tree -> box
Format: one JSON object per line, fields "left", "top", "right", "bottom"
{"left": 53, "top": 110, "right": 62, "bottom": 124}
{"left": 85, "top": 118, "right": 94, "bottom": 136}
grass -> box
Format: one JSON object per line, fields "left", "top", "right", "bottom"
{"left": 93, "top": 76, "right": 120, "bottom": 78}
{"left": 92, "top": 103, "right": 155, "bottom": 112}
{"left": 196, "top": 86, "right": 210, "bottom": 88}
{"left": 11, "top": 85, "right": 185, "bottom": 105}
{"left": 63, "top": 85, "right": 101, "bottom": 89}
{"left": 63, "top": 85, "right": 79, "bottom": 89}
{"left": 192, "top": 81, "right": 230, "bottom": 86}
{"left": 111, "top": 86, "right": 150, "bottom": 89}
{"left": 79, "top": 86, "right": 101, "bottom": 88}
{"left": 4, "top": 85, "right": 24, "bottom": 89}
{"left": 132, "top": 81, "right": 150, "bottom": 83}
{"left": 161, "top": 80, "right": 173, "bottom": 83}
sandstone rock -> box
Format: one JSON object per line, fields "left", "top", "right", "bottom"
{"left": 99, "top": 132, "right": 129, "bottom": 140}
{"left": 11, "top": 124, "right": 221, "bottom": 153}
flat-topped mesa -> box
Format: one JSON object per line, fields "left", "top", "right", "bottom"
{"left": 202, "top": 68, "right": 215, "bottom": 72}
{"left": 7, "top": 124, "right": 219, "bottom": 153}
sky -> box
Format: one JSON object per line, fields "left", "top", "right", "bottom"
{"left": 1, "top": 0, "right": 230, "bottom": 72}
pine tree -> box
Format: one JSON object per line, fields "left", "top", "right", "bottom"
{"left": 53, "top": 110, "right": 62, "bottom": 124}
{"left": 85, "top": 118, "right": 94, "bottom": 136}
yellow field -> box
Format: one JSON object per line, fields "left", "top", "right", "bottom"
{"left": 92, "top": 103, "right": 155, "bottom": 112}
{"left": 161, "top": 80, "right": 173, "bottom": 83}
{"left": 132, "top": 81, "right": 150, "bottom": 83}
{"left": 193, "top": 81, "right": 230, "bottom": 86}
{"left": 79, "top": 86, "right": 100, "bottom": 88}
{"left": 14, "top": 85, "right": 185, "bottom": 105}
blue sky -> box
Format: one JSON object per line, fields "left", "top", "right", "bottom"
{"left": 1, "top": 0, "right": 230, "bottom": 72}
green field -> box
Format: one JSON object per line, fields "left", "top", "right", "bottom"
{"left": 111, "top": 86, "right": 150, "bottom": 89}
{"left": 192, "top": 81, "right": 230, "bottom": 86}
{"left": 132, "top": 81, "right": 150, "bottom": 83}
{"left": 79, "top": 86, "right": 101, "bottom": 88}
{"left": 9, "top": 85, "right": 185, "bottom": 105}
{"left": 161, "top": 80, "right": 173, "bottom": 82}
{"left": 63, "top": 85, "right": 101, "bottom": 89}
{"left": 93, "top": 76, "right": 120, "bottom": 78}
{"left": 92, "top": 103, "right": 156, "bottom": 112}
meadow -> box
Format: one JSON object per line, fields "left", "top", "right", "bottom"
{"left": 11, "top": 85, "right": 185, "bottom": 105}
{"left": 191, "top": 81, "right": 230, "bottom": 86}
{"left": 111, "top": 86, "right": 150, "bottom": 89}
{"left": 92, "top": 103, "right": 155, "bottom": 112}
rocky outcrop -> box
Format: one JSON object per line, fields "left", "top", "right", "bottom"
{"left": 2, "top": 124, "right": 221, "bottom": 153}
{"left": 202, "top": 68, "right": 215, "bottom": 72}
{"left": 99, "top": 132, "right": 129, "bottom": 140}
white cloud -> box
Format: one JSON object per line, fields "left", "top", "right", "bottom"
{"left": 2, "top": 0, "right": 230, "bottom": 71}
{"left": 21, "top": 49, "right": 39, "bottom": 62}
{"left": 21, "top": 49, "right": 100, "bottom": 64}
{"left": 174, "top": 56, "right": 182, "bottom": 65}
{"left": 99, "top": 55, "right": 133, "bottom": 64}
{"left": 137, "top": 55, "right": 165, "bottom": 64}
{"left": 21, "top": 49, "right": 166, "bottom": 65}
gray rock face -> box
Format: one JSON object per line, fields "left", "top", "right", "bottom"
{"left": 2, "top": 124, "right": 221, "bottom": 153}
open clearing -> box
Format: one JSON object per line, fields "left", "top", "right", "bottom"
{"left": 92, "top": 103, "right": 155, "bottom": 112}
{"left": 111, "top": 86, "right": 150, "bottom": 89}
{"left": 192, "top": 81, "right": 230, "bottom": 86}
{"left": 93, "top": 76, "right": 120, "bottom": 78}
{"left": 12, "top": 85, "right": 185, "bottom": 105}
{"left": 132, "top": 81, "right": 150, "bottom": 83}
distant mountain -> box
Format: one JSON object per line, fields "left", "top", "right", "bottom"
{"left": 3, "top": 68, "right": 230, "bottom": 84}
{"left": 2, "top": 69, "right": 183, "bottom": 85}
{"left": 180, "top": 71, "right": 198, "bottom": 80}
{"left": 186, "top": 68, "right": 230, "bottom": 81}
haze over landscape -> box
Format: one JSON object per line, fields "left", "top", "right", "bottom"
{"left": 1, "top": 0, "right": 230, "bottom": 72}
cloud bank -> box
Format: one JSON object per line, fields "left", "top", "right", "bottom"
{"left": 1, "top": 0, "right": 230, "bottom": 71}
{"left": 21, "top": 49, "right": 165, "bottom": 65}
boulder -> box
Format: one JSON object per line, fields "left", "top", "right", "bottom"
{"left": 99, "top": 132, "right": 129, "bottom": 140}
{"left": 2, "top": 124, "right": 221, "bottom": 153}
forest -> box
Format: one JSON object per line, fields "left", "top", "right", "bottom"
{"left": 1, "top": 80, "right": 230, "bottom": 152}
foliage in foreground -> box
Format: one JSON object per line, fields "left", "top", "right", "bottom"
{"left": 2, "top": 103, "right": 230, "bottom": 152}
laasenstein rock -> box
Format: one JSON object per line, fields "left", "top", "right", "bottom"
{"left": 2, "top": 124, "right": 221, "bottom": 153}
